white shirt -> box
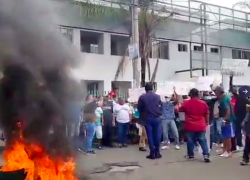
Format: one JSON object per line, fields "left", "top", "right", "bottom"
{"left": 113, "top": 103, "right": 131, "bottom": 123}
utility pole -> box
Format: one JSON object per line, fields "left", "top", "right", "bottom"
{"left": 131, "top": 0, "right": 140, "bottom": 88}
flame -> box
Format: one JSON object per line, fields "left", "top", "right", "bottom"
{"left": 1, "top": 141, "right": 78, "bottom": 180}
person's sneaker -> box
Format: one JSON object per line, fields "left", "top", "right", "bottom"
{"left": 161, "top": 145, "right": 169, "bottom": 150}
{"left": 216, "top": 149, "right": 223, "bottom": 154}
{"left": 204, "top": 155, "right": 211, "bottom": 163}
{"left": 146, "top": 155, "right": 155, "bottom": 160}
{"left": 184, "top": 155, "right": 194, "bottom": 160}
{"left": 122, "top": 144, "right": 128, "bottom": 148}
{"left": 237, "top": 146, "right": 244, "bottom": 151}
{"left": 98, "top": 146, "right": 104, "bottom": 150}
{"left": 118, "top": 144, "right": 122, "bottom": 148}
{"left": 155, "top": 154, "right": 162, "bottom": 159}
{"left": 85, "top": 150, "right": 96, "bottom": 155}
{"left": 139, "top": 147, "right": 147, "bottom": 151}
{"left": 78, "top": 148, "right": 85, "bottom": 153}
{"left": 175, "top": 145, "right": 180, "bottom": 150}
{"left": 219, "top": 151, "right": 229, "bottom": 157}
{"left": 240, "top": 159, "right": 249, "bottom": 166}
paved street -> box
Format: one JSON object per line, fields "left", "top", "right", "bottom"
{"left": 76, "top": 145, "right": 249, "bottom": 180}
{"left": 0, "top": 141, "right": 249, "bottom": 180}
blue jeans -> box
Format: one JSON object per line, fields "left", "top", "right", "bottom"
{"left": 145, "top": 118, "right": 162, "bottom": 156}
{"left": 186, "top": 131, "right": 209, "bottom": 157}
{"left": 117, "top": 122, "right": 129, "bottom": 144}
{"left": 212, "top": 118, "right": 223, "bottom": 143}
{"left": 84, "top": 122, "right": 96, "bottom": 152}
{"left": 162, "top": 120, "right": 179, "bottom": 145}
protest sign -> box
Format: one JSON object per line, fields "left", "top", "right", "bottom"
{"left": 175, "top": 82, "right": 195, "bottom": 95}
{"left": 128, "top": 88, "right": 145, "bottom": 102}
{"left": 196, "top": 76, "right": 214, "bottom": 91}
{"left": 221, "top": 59, "right": 249, "bottom": 76}
{"left": 156, "top": 81, "right": 175, "bottom": 96}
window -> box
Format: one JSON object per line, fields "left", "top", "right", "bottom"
{"left": 210, "top": 48, "right": 219, "bottom": 53}
{"left": 178, "top": 44, "right": 187, "bottom": 52}
{"left": 151, "top": 40, "right": 169, "bottom": 59}
{"left": 232, "top": 49, "right": 242, "bottom": 59}
{"left": 194, "top": 45, "right": 203, "bottom": 51}
{"left": 80, "top": 31, "right": 103, "bottom": 54}
{"left": 232, "top": 49, "right": 250, "bottom": 66}
{"left": 111, "top": 35, "right": 130, "bottom": 56}
{"left": 59, "top": 27, "right": 73, "bottom": 42}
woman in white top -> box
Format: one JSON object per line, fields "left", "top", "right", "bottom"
{"left": 113, "top": 98, "right": 132, "bottom": 148}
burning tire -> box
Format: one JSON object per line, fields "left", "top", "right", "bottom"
{"left": 0, "top": 167, "right": 27, "bottom": 180}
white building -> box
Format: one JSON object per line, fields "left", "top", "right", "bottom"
{"left": 54, "top": 0, "right": 250, "bottom": 94}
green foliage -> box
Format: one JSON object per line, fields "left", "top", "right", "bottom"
{"left": 233, "top": 1, "right": 250, "bottom": 9}
{"left": 73, "top": 0, "right": 129, "bottom": 21}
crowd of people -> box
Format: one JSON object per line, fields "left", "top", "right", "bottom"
{"left": 71, "top": 83, "right": 250, "bottom": 166}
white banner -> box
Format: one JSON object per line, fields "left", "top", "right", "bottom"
{"left": 175, "top": 82, "right": 196, "bottom": 95}
{"left": 196, "top": 76, "right": 214, "bottom": 91}
{"left": 221, "top": 59, "right": 249, "bottom": 76}
{"left": 128, "top": 88, "right": 145, "bottom": 102}
{"left": 156, "top": 81, "right": 175, "bottom": 96}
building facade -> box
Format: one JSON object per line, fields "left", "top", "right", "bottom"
{"left": 53, "top": 0, "right": 250, "bottom": 93}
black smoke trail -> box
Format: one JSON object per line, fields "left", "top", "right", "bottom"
{"left": 0, "top": 0, "right": 82, "bottom": 159}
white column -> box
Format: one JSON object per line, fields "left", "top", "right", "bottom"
{"left": 103, "top": 33, "right": 111, "bottom": 55}
{"left": 73, "top": 29, "right": 81, "bottom": 51}
{"left": 103, "top": 80, "right": 112, "bottom": 93}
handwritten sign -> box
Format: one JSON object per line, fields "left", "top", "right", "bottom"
{"left": 156, "top": 81, "right": 175, "bottom": 96}
{"left": 221, "top": 59, "right": 249, "bottom": 76}
{"left": 128, "top": 88, "right": 145, "bottom": 102}
{"left": 196, "top": 76, "right": 214, "bottom": 91}
{"left": 175, "top": 82, "right": 195, "bottom": 95}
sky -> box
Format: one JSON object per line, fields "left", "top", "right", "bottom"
{"left": 200, "top": 0, "right": 239, "bottom": 8}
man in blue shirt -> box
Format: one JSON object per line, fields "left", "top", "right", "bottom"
{"left": 161, "top": 96, "right": 180, "bottom": 150}
{"left": 138, "top": 83, "right": 163, "bottom": 159}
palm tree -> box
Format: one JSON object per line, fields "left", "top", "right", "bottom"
{"left": 74, "top": 0, "right": 174, "bottom": 87}
{"left": 233, "top": 1, "right": 250, "bottom": 9}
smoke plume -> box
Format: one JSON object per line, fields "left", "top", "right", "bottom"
{"left": 0, "top": 0, "right": 83, "bottom": 159}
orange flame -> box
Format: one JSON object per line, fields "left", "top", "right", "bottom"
{"left": 1, "top": 141, "right": 78, "bottom": 180}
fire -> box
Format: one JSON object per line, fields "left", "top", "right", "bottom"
{"left": 1, "top": 141, "right": 78, "bottom": 180}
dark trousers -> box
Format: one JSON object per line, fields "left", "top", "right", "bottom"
{"left": 235, "top": 120, "right": 243, "bottom": 147}
{"left": 186, "top": 131, "right": 209, "bottom": 157}
{"left": 145, "top": 118, "right": 161, "bottom": 156}
{"left": 103, "top": 125, "right": 114, "bottom": 146}
{"left": 117, "top": 122, "right": 129, "bottom": 144}
{"left": 243, "top": 136, "right": 250, "bottom": 161}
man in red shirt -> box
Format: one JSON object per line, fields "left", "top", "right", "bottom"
{"left": 179, "top": 88, "right": 210, "bottom": 163}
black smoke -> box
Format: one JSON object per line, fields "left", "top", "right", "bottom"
{"left": 0, "top": 0, "right": 82, "bottom": 159}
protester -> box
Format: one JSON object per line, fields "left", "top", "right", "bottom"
{"left": 212, "top": 100, "right": 223, "bottom": 145}
{"left": 102, "top": 96, "right": 115, "bottom": 147}
{"left": 231, "top": 89, "right": 248, "bottom": 151}
{"left": 132, "top": 103, "right": 147, "bottom": 151}
{"left": 113, "top": 97, "right": 131, "bottom": 148}
{"left": 179, "top": 88, "right": 210, "bottom": 163}
{"left": 81, "top": 95, "right": 97, "bottom": 154}
{"left": 240, "top": 104, "right": 250, "bottom": 165}
{"left": 161, "top": 94, "right": 180, "bottom": 150}
{"left": 138, "top": 83, "right": 163, "bottom": 159}
{"left": 214, "top": 86, "right": 235, "bottom": 158}
{"left": 95, "top": 99, "right": 104, "bottom": 149}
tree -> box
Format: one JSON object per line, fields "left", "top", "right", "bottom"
{"left": 74, "top": 0, "right": 174, "bottom": 87}
{"left": 233, "top": 1, "right": 250, "bottom": 9}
